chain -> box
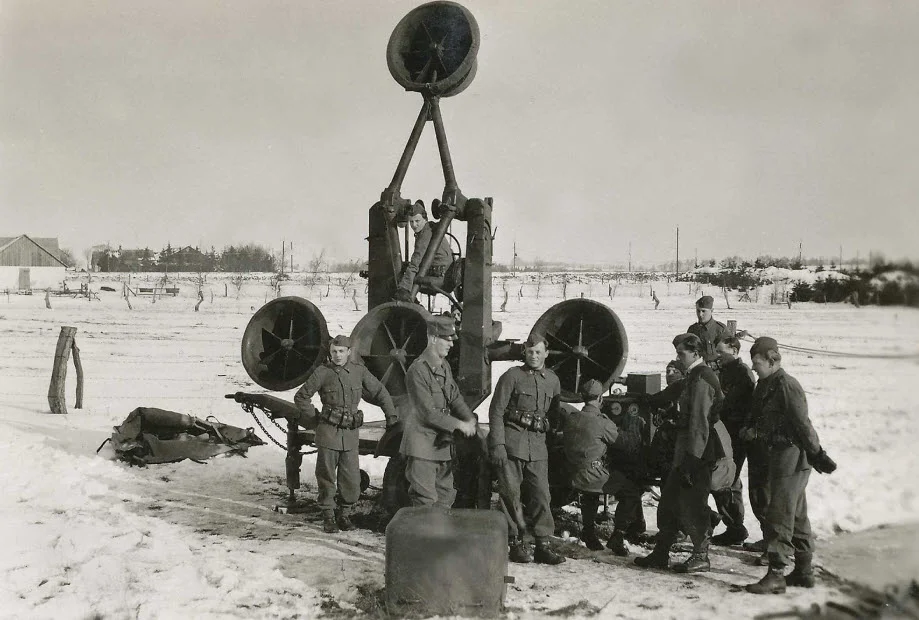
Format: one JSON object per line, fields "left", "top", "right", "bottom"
{"left": 241, "top": 402, "right": 292, "bottom": 452}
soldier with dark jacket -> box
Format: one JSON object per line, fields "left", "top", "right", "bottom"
{"left": 293, "top": 335, "right": 397, "bottom": 533}
{"left": 687, "top": 295, "right": 727, "bottom": 367}
{"left": 710, "top": 335, "right": 757, "bottom": 546}
{"left": 562, "top": 379, "right": 619, "bottom": 552}
{"left": 399, "top": 316, "right": 478, "bottom": 508}
{"left": 745, "top": 337, "right": 837, "bottom": 594}
{"left": 635, "top": 333, "right": 724, "bottom": 573}
{"left": 489, "top": 334, "right": 566, "bottom": 565}
{"left": 394, "top": 200, "right": 454, "bottom": 302}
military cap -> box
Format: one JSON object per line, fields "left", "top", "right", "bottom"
{"left": 695, "top": 295, "right": 714, "bottom": 309}
{"left": 580, "top": 379, "right": 604, "bottom": 400}
{"left": 409, "top": 200, "right": 427, "bottom": 218}
{"left": 427, "top": 315, "right": 458, "bottom": 340}
{"left": 750, "top": 336, "right": 779, "bottom": 357}
{"left": 330, "top": 335, "right": 352, "bottom": 348}
{"left": 672, "top": 333, "right": 702, "bottom": 350}
{"left": 523, "top": 333, "right": 548, "bottom": 349}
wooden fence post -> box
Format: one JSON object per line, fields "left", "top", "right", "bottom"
{"left": 48, "top": 326, "right": 84, "bottom": 414}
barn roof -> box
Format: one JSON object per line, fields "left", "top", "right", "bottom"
{"left": 0, "top": 235, "right": 67, "bottom": 267}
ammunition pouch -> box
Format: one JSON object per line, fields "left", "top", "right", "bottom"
{"left": 320, "top": 407, "right": 364, "bottom": 430}
{"left": 505, "top": 409, "right": 548, "bottom": 433}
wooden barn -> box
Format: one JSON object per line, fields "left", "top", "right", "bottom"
{"left": 0, "top": 235, "right": 67, "bottom": 291}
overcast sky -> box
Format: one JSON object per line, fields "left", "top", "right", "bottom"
{"left": 2, "top": 0, "right": 917, "bottom": 267}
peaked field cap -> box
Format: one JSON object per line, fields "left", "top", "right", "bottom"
{"left": 330, "top": 335, "right": 352, "bottom": 348}
{"left": 427, "top": 315, "right": 458, "bottom": 340}
{"left": 580, "top": 379, "right": 604, "bottom": 399}
{"left": 696, "top": 295, "right": 714, "bottom": 309}
{"left": 672, "top": 333, "right": 702, "bottom": 349}
{"left": 524, "top": 333, "right": 548, "bottom": 348}
{"left": 750, "top": 336, "right": 780, "bottom": 357}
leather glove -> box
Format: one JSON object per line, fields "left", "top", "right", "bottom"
{"left": 393, "top": 287, "right": 413, "bottom": 303}
{"left": 490, "top": 444, "right": 508, "bottom": 468}
{"left": 809, "top": 448, "right": 837, "bottom": 474}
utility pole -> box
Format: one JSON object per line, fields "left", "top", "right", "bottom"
{"left": 290, "top": 242, "right": 294, "bottom": 273}
{"left": 798, "top": 241, "right": 803, "bottom": 266}
{"left": 512, "top": 240, "right": 518, "bottom": 274}
{"left": 694, "top": 248, "right": 698, "bottom": 268}
{"left": 280, "top": 239, "right": 285, "bottom": 275}
{"left": 675, "top": 227, "right": 680, "bottom": 278}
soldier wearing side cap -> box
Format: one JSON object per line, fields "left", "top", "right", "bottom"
{"left": 745, "top": 337, "right": 837, "bottom": 595}
{"left": 562, "top": 379, "right": 629, "bottom": 554}
{"left": 293, "top": 335, "right": 397, "bottom": 533}
{"left": 635, "top": 333, "right": 724, "bottom": 574}
{"left": 687, "top": 295, "right": 727, "bottom": 368}
{"left": 489, "top": 334, "right": 566, "bottom": 565}
{"left": 394, "top": 200, "right": 454, "bottom": 302}
{"left": 399, "top": 316, "right": 478, "bottom": 508}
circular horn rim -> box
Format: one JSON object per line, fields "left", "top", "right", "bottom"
{"left": 386, "top": 1, "right": 480, "bottom": 96}
{"left": 350, "top": 302, "right": 432, "bottom": 400}
{"left": 241, "top": 296, "right": 329, "bottom": 391}
{"left": 529, "top": 299, "right": 628, "bottom": 403}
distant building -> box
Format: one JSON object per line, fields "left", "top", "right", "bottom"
{"left": 0, "top": 235, "right": 67, "bottom": 291}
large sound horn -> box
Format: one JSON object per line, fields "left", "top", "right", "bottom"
{"left": 350, "top": 302, "right": 432, "bottom": 400}
{"left": 386, "top": 1, "right": 480, "bottom": 97}
{"left": 530, "top": 299, "right": 628, "bottom": 402}
{"left": 241, "top": 297, "right": 330, "bottom": 391}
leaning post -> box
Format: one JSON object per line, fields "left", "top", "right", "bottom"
{"left": 48, "top": 326, "right": 84, "bottom": 414}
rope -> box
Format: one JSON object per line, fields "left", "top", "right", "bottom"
{"left": 739, "top": 334, "right": 919, "bottom": 360}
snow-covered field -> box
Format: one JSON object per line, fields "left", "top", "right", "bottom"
{"left": 2, "top": 272, "right": 918, "bottom": 619}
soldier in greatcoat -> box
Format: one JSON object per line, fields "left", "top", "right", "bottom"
{"left": 293, "top": 335, "right": 397, "bottom": 533}
{"left": 489, "top": 334, "right": 566, "bottom": 565}
{"left": 745, "top": 337, "right": 837, "bottom": 594}
{"left": 399, "top": 316, "right": 478, "bottom": 508}
{"left": 635, "top": 333, "right": 723, "bottom": 573}
{"left": 710, "top": 335, "right": 757, "bottom": 546}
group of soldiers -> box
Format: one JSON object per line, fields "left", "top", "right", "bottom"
{"left": 279, "top": 293, "right": 838, "bottom": 595}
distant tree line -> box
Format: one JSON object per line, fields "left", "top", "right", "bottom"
{"left": 688, "top": 254, "right": 919, "bottom": 307}
{"left": 91, "top": 243, "right": 276, "bottom": 273}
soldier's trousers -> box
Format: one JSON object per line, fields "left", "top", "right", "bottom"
{"left": 656, "top": 465, "right": 713, "bottom": 552}
{"left": 316, "top": 445, "right": 360, "bottom": 514}
{"left": 746, "top": 440, "right": 770, "bottom": 532}
{"left": 712, "top": 420, "right": 745, "bottom": 530}
{"left": 405, "top": 456, "right": 455, "bottom": 509}
{"left": 497, "top": 456, "right": 554, "bottom": 539}
{"left": 604, "top": 469, "right": 645, "bottom": 532}
{"left": 764, "top": 466, "right": 813, "bottom": 562}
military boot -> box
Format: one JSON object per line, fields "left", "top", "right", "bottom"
{"left": 672, "top": 552, "right": 710, "bottom": 573}
{"left": 745, "top": 553, "right": 787, "bottom": 595}
{"left": 712, "top": 525, "right": 748, "bottom": 546}
{"left": 579, "top": 494, "right": 603, "bottom": 551}
{"left": 322, "top": 512, "right": 339, "bottom": 534}
{"left": 580, "top": 528, "right": 604, "bottom": 551}
{"left": 785, "top": 552, "right": 815, "bottom": 588}
{"left": 336, "top": 507, "right": 355, "bottom": 532}
{"left": 606, "top": 529, "right": 629, "bottom": 557}
{"left": 534, "top": 538, "right": 566, "bottom": 565}
{"left": 634, "top": 540, "right": 671, "bottom": 569}
{"left": 508, "top": 537, "right": 533, "bottom": 564}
